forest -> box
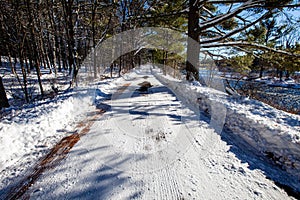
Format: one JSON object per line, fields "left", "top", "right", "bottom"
{"left": 1, "top": 0, "right": 300, "bottom": 108}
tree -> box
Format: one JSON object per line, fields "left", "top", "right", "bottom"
{"left": 141, "top": 0, "right": 300, "bottom": 81}
{"left": 1, "top": 0, "right": 299, "bottom": 98}
{"left": 197, "top": 1, "right": 300, "bottom": 80}
{"left": 1, "top": 0, "right": 116, "bottom": 100}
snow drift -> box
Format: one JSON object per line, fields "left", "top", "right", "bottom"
{"left": 0, "top": 90, "right": 93, "bottom": 172}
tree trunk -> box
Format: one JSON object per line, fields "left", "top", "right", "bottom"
{"left": 259, "top": 66, "right": 264, "bottom": 78}
{"left": 119, "top": 56, "right": 122, "bottom": 77}
{"left": 163, "top": 51, "right": 168, "bottom": 75}
{"left": 7, "top": 48, "right": 15, "bottom": 74}
{"left": 131, "top": 53, "right": 135, "bottom": 71}
{"left": 92, "top": 3, "right": 97, "bottom": 79}
{"left": 56, "top": 36, "right": 62, "bottom": 72}
{"left": 186, "top": 0, "right": 200, "bottom": 81}
{"left": 26, "top": 0, "right": 44, "bottom": 96}
{"left": 93, "top": 49, "right": 97, "bottom": 78}
{"left": 20, "top": 57, "right": 30, "bottom": 103}
{"left": 0, "top": 77, "right": 10, "bottom": 109}
{"left": 110, "top": 63, "right": 113, "bottom": 78}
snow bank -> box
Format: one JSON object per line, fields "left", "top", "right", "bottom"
{"left": 0, "top": 90, "right": 93, "bottom": 172}
{"left": 153, "top": 70, "right": 300, "bottom": 183}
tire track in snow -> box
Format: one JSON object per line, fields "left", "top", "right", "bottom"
{"left": 143, "top": 91, "right": 183, "bottom": 199}
{"left": 108, "top": 70, "right": 184, "bottom": 199}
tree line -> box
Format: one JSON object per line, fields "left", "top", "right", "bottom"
{"left": 1, "top": 0, "right": 300, "bottom": 108}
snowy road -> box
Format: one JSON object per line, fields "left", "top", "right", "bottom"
{"left": 16, "top": 66, "right": 294, "bottom": 199}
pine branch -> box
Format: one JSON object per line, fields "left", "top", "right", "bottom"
{"left": 200, "top": 11, "right": 273, "bottom": 44}
{"left": 201, "top": 41, "right": 300, "bottom": 57}
{"left": 199, "top": 0, "right": 265, "bottom": 31}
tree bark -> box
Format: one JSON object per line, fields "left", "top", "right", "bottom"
{"left": 186, "top": 0, "right": 200, "bottom": 81}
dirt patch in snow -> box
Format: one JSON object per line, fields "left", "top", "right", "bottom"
{"left": 5, "top": 108, "right": 107, "bottom": 199}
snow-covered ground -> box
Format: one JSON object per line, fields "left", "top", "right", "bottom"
{"left": 0, "top": 65, "right": 299, "bottom": 199}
